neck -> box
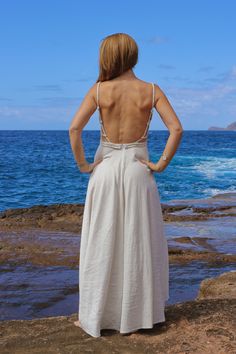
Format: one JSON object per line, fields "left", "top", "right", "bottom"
{"left": 118, "top": 69, "right": 136, "bottom": 80}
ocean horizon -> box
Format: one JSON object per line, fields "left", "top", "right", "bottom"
{"left": 1, "top": 130, "right": 235, "bottom": 212}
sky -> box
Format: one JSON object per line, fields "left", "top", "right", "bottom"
{"left": 0, "top": 0, "right": 236, "bottom": 130}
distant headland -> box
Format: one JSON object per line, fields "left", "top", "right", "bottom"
{"left": 208, "top": 121, "right": 236, "bottom": 131}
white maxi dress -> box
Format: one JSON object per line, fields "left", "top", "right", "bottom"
{"left": 75, "top": 82, "right": 169, "bottom": 337}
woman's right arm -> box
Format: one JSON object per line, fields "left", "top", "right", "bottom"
{"left": 153, "top": 84, "right": 183, "bottom": 172}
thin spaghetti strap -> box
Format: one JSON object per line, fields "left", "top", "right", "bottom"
{"left": 97, "top": 82, "right": 111, "bottom": 142}
{"left": 131, "top": 82, "right": 154, "bottom": 143}
{"left": 151, "top": 82, "right": 155, "bottom": 110}
{"left": 96, "top": 81, "right": 101, "bottom": 109}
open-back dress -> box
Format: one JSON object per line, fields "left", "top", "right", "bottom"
{"left": 74, "top": 82, "right": 169, "bottom": 337}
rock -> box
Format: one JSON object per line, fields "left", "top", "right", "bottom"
{"left": 196, "top": 270, "right": 236, "bottom": 300}
{"left": 0, "top": 203, "right": 85, "bottom": 233}
{"left": 0, "top": 193, "right": 236, "bottom": 232}
{"left": 1, "top": 272, "right": 236, "bottom": 353}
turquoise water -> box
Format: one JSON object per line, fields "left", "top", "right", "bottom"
{"left": 0, "top": 130, "right": 235, "bottom": 211}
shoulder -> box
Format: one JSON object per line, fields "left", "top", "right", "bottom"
{"left": 152, "top": 83, "right": 166, "bottom": 105}
{"left": 153, "top": 83, "right": 165, "bottom": 96}
{"left": 139, "top": 79, "right": 165, "bottom": 97}
{"left": 85, "top": 82, "right": 100, "bottom": 105}
{"left": 88, "top": 82, "right": 99, "bottom": 95}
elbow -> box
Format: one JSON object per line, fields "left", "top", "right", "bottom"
{"left": 69, "top": 126, "right": 82, "bottom": 134}
{"left": 170, "top": 125, "right": 183, "bottom": 135}
{"left": 176, "top": 125, "right": 183, "bottom": 135}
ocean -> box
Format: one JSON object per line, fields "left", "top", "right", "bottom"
{"left": 0, "top": 130, "right": 235, "bottom": 212}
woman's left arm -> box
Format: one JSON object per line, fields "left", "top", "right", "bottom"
{"left": 69, "top": 83, "right": 102, "bottom": 172}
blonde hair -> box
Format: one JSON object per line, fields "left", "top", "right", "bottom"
{"left": 96, "top": 33, "right": 138, "bottom": 82}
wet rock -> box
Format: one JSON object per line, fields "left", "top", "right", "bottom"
{"left": 1, "top": 194, "right": 236, "bottom": 353}
{"left": 196, "top": 270, "right": 236, "bottom": 300}
{"left": 1, "top": 275, "right": 235, "bottom": 354}
{"left": 162, "top": 192, "right": 236, "bottom": 222}
{"left": 0, "top": 204, "right": 85, "bottom": 233}
{"left": 1, "top": 193, "right": 236, "bottom": 232}
{"left": 1, "top": 228, "right": 235, "bottom": 267}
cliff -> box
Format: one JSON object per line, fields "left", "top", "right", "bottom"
{"left": 208, "top": 121, "right": 236, "bottom": 131}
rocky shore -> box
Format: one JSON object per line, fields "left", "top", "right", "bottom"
{"left": 1, "top": 193, "right": 235, "bottom": 232}
{"left": 1, "top": 271, "right": 235, "bottom": 354}
{"left": 1, "top": 193, "right": 236, "bottom": 267}
{"left": 0, "top": 193, "right": 236, "bottom": 353}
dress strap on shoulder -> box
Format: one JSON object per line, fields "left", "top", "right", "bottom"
{"left": 96, "top": 81, "right": 101, "bottom": 109}
{"left": 131, "top": 83, "right": 155, "bottom": 143}
{"left": 151, "top": 82, "right": 155, "bottom": 110}
{"left": 96, "top": 81, "right": 111, "bottom": 142}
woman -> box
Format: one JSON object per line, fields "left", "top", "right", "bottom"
{"left": 69, "top": 33, "right": 183, "bottom": 338}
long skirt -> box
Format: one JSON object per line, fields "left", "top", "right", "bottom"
{"left": 76, "top": 139, "right": 169, "bottom": 337}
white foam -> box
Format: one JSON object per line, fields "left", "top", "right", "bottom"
{"left": 203, "top": 186, "right": 236, "bottom": 197}
{"left": 193, "top": 157, "right": 236, "bottom": 178}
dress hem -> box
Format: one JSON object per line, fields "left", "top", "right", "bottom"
{"left": 77, "top": 314, "right": 167, "bottom": 338}
{"left": 77, "top": 296, "right": 170, "bottom": 338}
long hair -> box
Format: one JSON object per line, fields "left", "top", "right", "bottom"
{"left": 96, "top": 33, "right": 138, "bottom": 82}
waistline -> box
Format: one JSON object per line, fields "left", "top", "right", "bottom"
{"left": 100, "top": 139, "right": 147, "bottom": 149}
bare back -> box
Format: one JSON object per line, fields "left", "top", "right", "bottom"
{"left": 97, "top": 79, "right": 155, "bottom": 144}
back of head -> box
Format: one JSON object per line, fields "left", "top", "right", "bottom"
{"left": 97, "top": 33, "right": 138, "bottom": 82}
